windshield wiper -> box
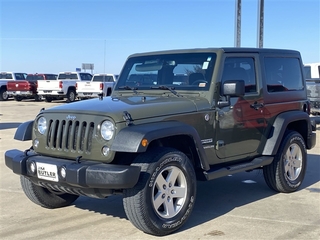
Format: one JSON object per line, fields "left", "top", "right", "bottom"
{"left": 150, "top": 85, "right": 182, "bottom": 97}
{"left": 118, "top": 85, "right": 138, "bottom": 94}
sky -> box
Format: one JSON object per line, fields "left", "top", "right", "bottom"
{"left": 0, "top": 0, "right": 319, "bottom": 74}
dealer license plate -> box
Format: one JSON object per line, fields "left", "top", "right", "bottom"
{"left": 37, "top": 162, "right": 58, "bottom": 182}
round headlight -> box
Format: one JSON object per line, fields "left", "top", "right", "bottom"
{"left": 37, "top": 117, "right": 47, "bottom": 135}
{"left": 101, "top": 120, "right": 115, "bottom": 140}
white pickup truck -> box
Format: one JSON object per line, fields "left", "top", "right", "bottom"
{"left": 76, "top": 73, "right": 118, "bottom": 100}
{"left": 37, "top": 72, "right": 92, "bottom": 102}
{"left": 0, "top": 72, "right": 27, "bottom": 101}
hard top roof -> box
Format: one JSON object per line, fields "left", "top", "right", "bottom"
{"left": 129, "top": 47, "right": 300, "bottom": 58}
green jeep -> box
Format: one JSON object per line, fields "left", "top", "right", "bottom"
{"left": 5, "top": 48, "right": 317, "bottom": 236}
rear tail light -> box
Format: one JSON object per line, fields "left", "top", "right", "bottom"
{"left": 100, "top": 83, "right": 104, "bottom": 90}
{"left": 59, "top": 81, "right": 63, "bottom": 89}
{"left": 76, "top": 83, "right": 78, "bottom": 90}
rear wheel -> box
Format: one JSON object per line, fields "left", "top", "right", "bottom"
{"left": 45, "top": 96, "right": 52, "bottom": 102}
{"left": 14, "top": 96, "right": 23, "bottom": 101}
{"left": 66, "top": 89, "right": 76, "bottom": 102}
{"left": 0, "top": 88, "right": 8, "bottom": 101}
{"left": 20, "top": 176, "right": 79, "bottom": 208}
{"left": 263, "top": 131, "right": 307, "bottom": 193}
{"left": 123, "top": 147, "right": 196, "bottom": 236}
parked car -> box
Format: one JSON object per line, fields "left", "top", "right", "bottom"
{"left": 76, "top": 73, "right": 118, "bottom": 100}
{"left": 0, "top": 72, "right": 27, "bottom": 100}
{"left": 5, "top": 48, "right": 316, "bottom": 236}
{"left": 7, "top": 73, "right": 57, "bottom": 101}
{"left": 37, "top": 72, "right": 92, "bottom": 102}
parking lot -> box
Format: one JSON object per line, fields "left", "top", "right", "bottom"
{"left": 0, "top": 99, "right": 319, "bottom": 240}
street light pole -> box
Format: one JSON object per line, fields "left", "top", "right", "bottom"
{"left": 234, "top": 0, "right": 241, "bottom": 47}
{"left": 257, "top": 0, "right": 264, "bottom": 48}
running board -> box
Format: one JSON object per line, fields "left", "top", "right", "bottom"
{"left": 203, "top": 156, "right": 273, "bottom": 181}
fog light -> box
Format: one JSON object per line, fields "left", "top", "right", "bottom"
{"left": 29, "top": 161, "right": 36, "bottom": 174}
{"left": 34, "top": 139, "right": 39, "bottom": 148}
{"left": 60, "top": 166, "right": 66, "bottom": 179}
{"left": 102, "top": 146, "right": 110, "bottom": 156}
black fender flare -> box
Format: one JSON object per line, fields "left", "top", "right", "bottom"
{"left": 14, "top": 120, "right": 34, "bottom": 141}
{"left": 111, "top": 121, "right": 210, "bottom": 170}
{"left": 262, "top": 111, "right": 312, "bottom": 155}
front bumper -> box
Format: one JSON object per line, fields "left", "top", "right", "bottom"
{"left": 5, "top": 149, "right": 140, "bottom": 190}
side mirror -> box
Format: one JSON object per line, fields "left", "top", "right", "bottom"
{"left": 218, "top": 80, "right": 245, "bottom": 108}
{"left": 222, "top": 80, "right": 245, "bottom": 96}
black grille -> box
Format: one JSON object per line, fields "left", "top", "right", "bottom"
{"left": 47, "top": 119, "right": 94, "bottom": 153}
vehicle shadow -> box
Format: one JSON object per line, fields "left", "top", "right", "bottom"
{"left": 0, "top": 122, "right": 22, "bottom": 130}
{"left": 72, "top": 153, "right": 320, "bottom": 232}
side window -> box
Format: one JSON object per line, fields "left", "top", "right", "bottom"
{"left": 304, "top": 66, "right": 311, "bottom": 79}
{"left": 15, "top": 73, "right": 23, "bottom": 80}
{"left": 222, "top": 57, "right": 257, "bottom": 93}
{"left": 265, "top": 57, "right": 303, "bottom": 92}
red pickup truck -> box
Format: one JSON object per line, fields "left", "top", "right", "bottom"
{"left": 7, "top": 73, "right": 57, "bottom": 101}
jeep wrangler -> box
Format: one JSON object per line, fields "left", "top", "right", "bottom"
{"left": 5, "top": 48, "right": 317, "bottom": 236}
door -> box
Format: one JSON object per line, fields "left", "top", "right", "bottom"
{"left": 215, "top": 55, "right": 266, "bottom": 160}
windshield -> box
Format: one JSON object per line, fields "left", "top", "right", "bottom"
{"left": 58, "top": 73, "right": 78, "bottom": 79}
{"left": 92, "top": 75, "right": 114, "bottom": 82}
{"left": 115, "top": 52, "right": 216, "bottom": 91}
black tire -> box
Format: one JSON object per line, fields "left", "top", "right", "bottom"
{"left": 263, "top": 131, "right": 307, "bottom": 193}
{"left": 45, "top": 96, "right": 52, "bottom": 102}
{"left": 123, "top": 147, "right": 196, "bottom": 236}
{"left": 14, "top": 96, "right": 23, "bottom": 101}
{"left": 66, "top": 89, "right": 76, "bottom": 102}
{"left": 20, "top": 176, "right": 79, "bottom": 208}
{"left": 106, "top": 88, "right": 112, "bottom": 96}
{"left": 34, "top": 94, "right": 43, "bottom": 101}
{"left": 0, "top": 88, "right": 8, "bottom": 101}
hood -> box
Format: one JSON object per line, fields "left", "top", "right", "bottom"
{"left": 42, "top": 95, "right": 210, "bottom": 123}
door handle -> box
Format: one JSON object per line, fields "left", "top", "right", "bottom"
{"left": 250, "top": 102, "right": 264, "bottom": 110}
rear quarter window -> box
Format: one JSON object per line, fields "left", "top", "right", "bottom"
{"left": 265, "top": 57, "right": 304, "bottom": 92}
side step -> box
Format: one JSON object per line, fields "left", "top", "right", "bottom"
{"left": 203, "top": 156, "right": 273, "bottom": 181}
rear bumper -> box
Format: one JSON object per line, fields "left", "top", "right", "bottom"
{"left": 7, "top": 91, "right": 33, "bottom": 96}
{"left": 5, "top": 149, "right": 140, "bottom": 190}
{"left": 38, "top": 90, "right": 65, "bottom": 96}
{"left": 77, "top": 92, "right": 102, "bottom": 98}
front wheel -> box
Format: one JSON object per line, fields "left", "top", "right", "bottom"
{"left": 20, "top": 176, "right": 79, "bottom": 208}
{"left": 263, "top": 131, "right": 307, "bottom": 193}
{"left": 123, "top": 147, "right": 196, "bottom": 236}
{"left": 34, "top": 94, "right": 43, "bottom": 101}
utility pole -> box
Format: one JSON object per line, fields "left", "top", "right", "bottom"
{"left": 234, "top": 0, "right": 241, "bottom": 47}
{"left": 257, "top": 0, "right": 264, "bottom": 48}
